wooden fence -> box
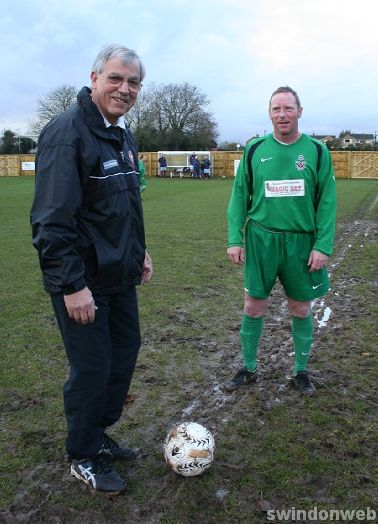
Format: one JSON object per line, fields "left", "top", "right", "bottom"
{"left": 350, "top": 152, "right": 378, "bottom": 179}
{"left": 0, "top": 154, "right": 36, "bottom": 176}
{"left": 1, "top": 151, "right": 377, "bottom": 179}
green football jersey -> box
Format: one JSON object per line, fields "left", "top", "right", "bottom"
{"left": 227, "top": 133, "right": 336, "bottom": 256}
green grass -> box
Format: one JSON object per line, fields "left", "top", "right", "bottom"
{"left": 0, "top": 176, "right": 377, "bottom": 522}
{"left": 334, "top": 179, "right": 378, "bottom": 221}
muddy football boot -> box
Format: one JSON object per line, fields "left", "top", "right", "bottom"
{"left": 293, "top": 371, "right": 316, "bottom": 396}
{"left": 70, "top": 455, "right": 126, "bottom": 494}
{"left": 99, "top": 433, "right": 142, "bottom": 460}
{"left": 224, "top": 367, "right": 257, "bottom": 392}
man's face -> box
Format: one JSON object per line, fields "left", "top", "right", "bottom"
{"left": 91, "top": 57, "right": 140, "bottom": 124}
{"left": 269, "top": 92, "right": 302, "bottom": 142}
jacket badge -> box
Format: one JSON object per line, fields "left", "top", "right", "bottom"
{"left": 103, "top": 159, "right": 119, "bottom": 170}
{"left": 128, "top": 151, "right": 135, "bottom": 169}
{"left": 295, "top": 154, "right": 306, "bottom": 171}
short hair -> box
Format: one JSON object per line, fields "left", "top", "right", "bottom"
{"left": 270, "top": 86, "right": 301, "bottom": 108}
{"left": 92, "top": 44, "right": 145, "bottom": 81}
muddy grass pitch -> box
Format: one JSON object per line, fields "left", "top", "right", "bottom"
{"left": 1, "top": 178, "right": 377, "bottom": 523}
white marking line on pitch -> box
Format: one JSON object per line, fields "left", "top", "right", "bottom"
{"left": 313, "top": 299, "right": 332, "bottom": 330}
{"left": 317, "top": 306, "right": 332, "bottom": 328}
{"left": 367, "top": 195, "right": 378, "bottom": 215}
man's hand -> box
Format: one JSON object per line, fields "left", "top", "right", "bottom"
{"left": 307, "top": 249, "right": 329, "bottom": 272}
{"left": 64, "top": 287, "right": 96, "bottom": 325}
{"left": 227, "top": 246, "right": 245, "bottom": 265}
{"left": 142, "top": 250, "right": 153, "bottom": 283}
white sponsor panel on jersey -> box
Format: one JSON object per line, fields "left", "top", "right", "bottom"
{"left": 265, "top": 179, "right": 305, "bottom": 197}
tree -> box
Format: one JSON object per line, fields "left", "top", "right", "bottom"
{"left": 339, "top": 129, "right": 352, "bottom": 138}
{"left": 125, "top": 89, "right": 161, "bottom": 151}
{"left": 0, "top": 130, "right": 17, "bottom": 154}
{"left": 30, "top": 85, "right": 77, "bottom": 134}
{"left": 0, "top": 129, "right": 37, "bottom": 154}
{"left": 125, "top": 82, "right": 218, "bottom": 151}
{"left": 218, "top": 141, "right": 244, "bottom": 151}
{"left": 19, "top": 137, "right": 37, "bottom": 153}
{"left": 325, "top": 138, "right": 341, "bottom": 150}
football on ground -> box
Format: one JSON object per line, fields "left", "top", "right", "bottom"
{"left": 164, "top": 422, "right": 215, "bottom": 477}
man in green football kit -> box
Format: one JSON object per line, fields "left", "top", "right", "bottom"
{"left": 225, "top": 86, "right": 336, "bottom": 395}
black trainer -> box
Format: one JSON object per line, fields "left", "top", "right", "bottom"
{"left": 99, "top": 433, "right": 142, "bottom": 460}
{"left": 293, "top": 371, "right": 316, "bottom": 396}
{"left": 224, "top": 367, "right": 257, "bottom": 392}
{"left": 70, "top": 455, "right": 126, "bottom": 494}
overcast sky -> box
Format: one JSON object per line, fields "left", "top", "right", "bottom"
{"left": 1, "top": 0, "right": 377, "bottom": 143}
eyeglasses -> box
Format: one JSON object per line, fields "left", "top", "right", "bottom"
{"left": 105, "top": 74, "right": 143, "bottom": 93}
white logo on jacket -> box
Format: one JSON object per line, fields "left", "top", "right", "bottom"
{"left": 103, "top": 159, "right": 119, "bottom": 170}
{"left": 265, "top": 179, "right": 305, "bottom": 197}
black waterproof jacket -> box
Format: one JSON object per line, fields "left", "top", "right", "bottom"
{"left": 31, "top": 87, "right": 146, "bottom": 295}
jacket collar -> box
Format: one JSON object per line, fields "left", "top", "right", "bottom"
{"left": 102, "top": 115, "right": 126, "bottom": 129}
{"left": 77, "top": 86, "right": 126, "bottom": 140}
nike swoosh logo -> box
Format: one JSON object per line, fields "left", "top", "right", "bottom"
{"left": 261, "top": 157, "right": 273, "bottom": 162}
{"left": 312, "top": 284, "right": 322, "bottom": 289}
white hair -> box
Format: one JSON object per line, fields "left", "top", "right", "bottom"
{"left": 92, "top": 44, "right": 145, "bottom": 81}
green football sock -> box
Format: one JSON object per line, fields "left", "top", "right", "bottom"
{"left": 239, "top": 314, "right": 264, "bottom": 372}
{"left": 292, "top": 315, "right": 314, "bottom": 374}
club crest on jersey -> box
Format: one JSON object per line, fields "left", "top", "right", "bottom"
{"left": 295, "top": 154, "right": 306, "bottom": 171}
{"left": 128, "top": 150, "right": 135, "bottom": 169}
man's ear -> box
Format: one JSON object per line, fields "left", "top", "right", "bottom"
{"left": 90, "top": 71, "right": 97, "bottom": 90}
{"left": 298, "top": 107, "right": 303, "bottom": 119}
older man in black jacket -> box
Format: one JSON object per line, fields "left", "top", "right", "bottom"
{"left": 31, "top": 44, "right": 153, "bottom": 495}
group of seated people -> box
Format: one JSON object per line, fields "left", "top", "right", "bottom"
{"left": 157, "top": 153, "right": 211, "bottom": 178}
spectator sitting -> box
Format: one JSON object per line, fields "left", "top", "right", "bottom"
{"left": 202, "top": 156, "right": 211, "bottom": 178}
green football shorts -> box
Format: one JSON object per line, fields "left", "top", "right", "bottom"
{"left": 244, "top": 221, "right": 330, "bottom": 301}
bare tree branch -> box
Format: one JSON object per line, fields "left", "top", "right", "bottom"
{"left": 126, "top": 82, "right": 218, "bottom": 150}
{"left": 29, "top": 85, "right": 77, "bottom": 135}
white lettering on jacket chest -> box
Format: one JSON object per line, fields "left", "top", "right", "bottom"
{"left": 103, "top": 159, "right": 119, "bottom": 170}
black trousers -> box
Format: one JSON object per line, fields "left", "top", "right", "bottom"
{"left": 51, "top": 287, "right": 140, "bottom": 459}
